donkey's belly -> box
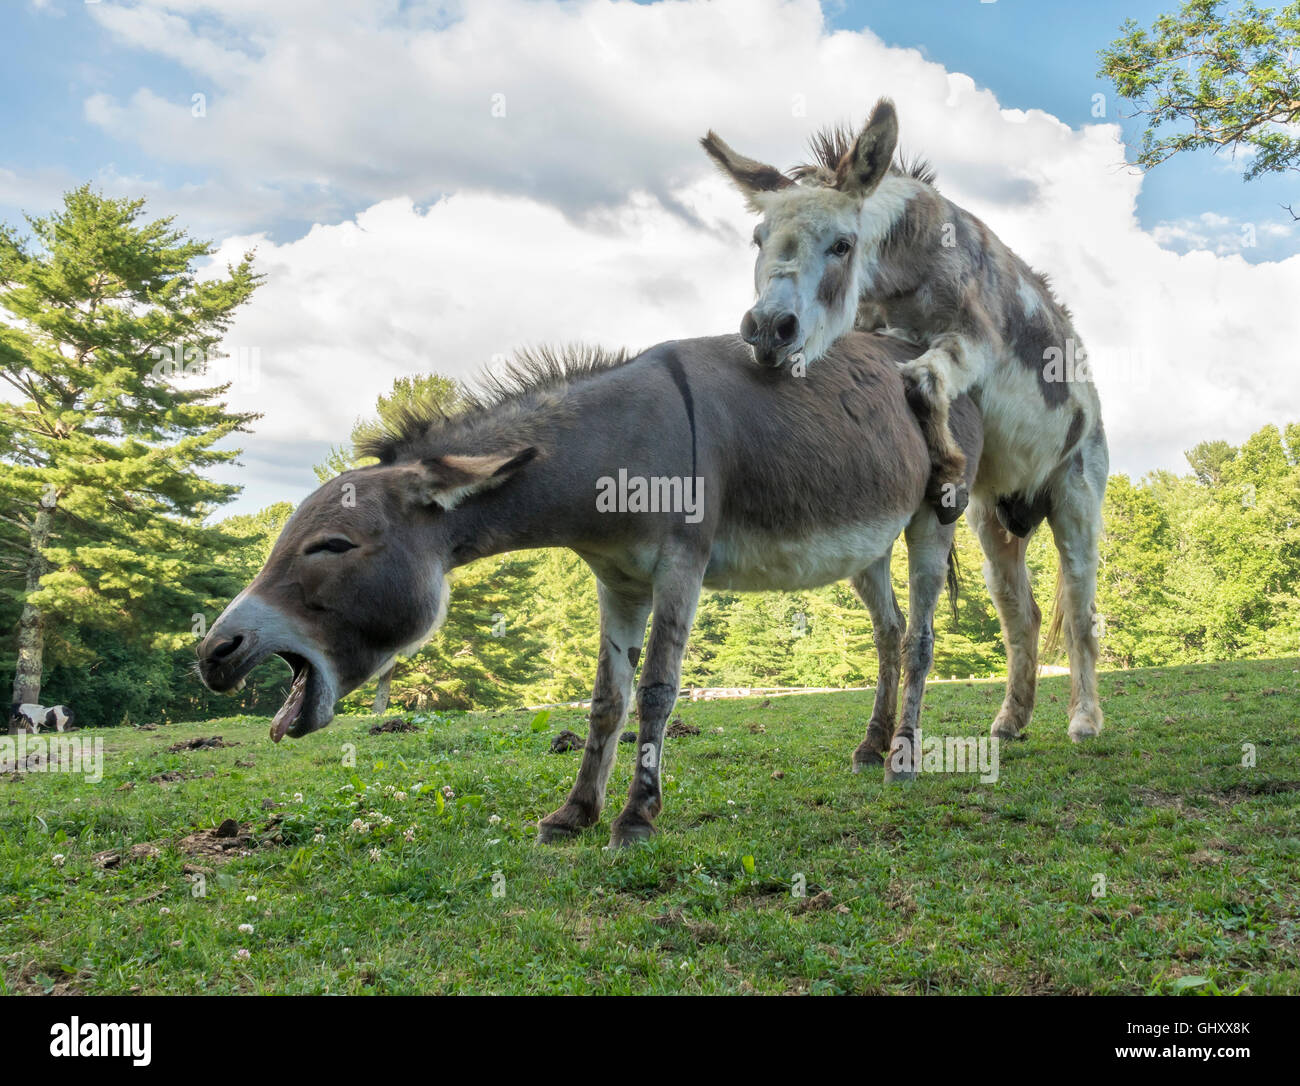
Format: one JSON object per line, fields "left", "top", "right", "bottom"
{"left": 703, "top": 516, "right": 909, "bottom": 591}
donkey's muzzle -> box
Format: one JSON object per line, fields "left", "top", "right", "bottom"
{"left": 741, "top": 308, "right": 800, "bottom": 368}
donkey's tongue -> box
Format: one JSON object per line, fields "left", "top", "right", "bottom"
{"left": 269, "top": 672, "right": 307, "bottom": 743}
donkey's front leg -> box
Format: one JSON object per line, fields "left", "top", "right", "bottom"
{"left": 897, "top": 331, "right": 989, "bottom": 522}
{"left": 609, "top": 566, "right": 703, "bottom": 847}
{"left": 538, "top": 583, "right": 651, "bottom": 843}
{"left": 849, "top": 553, "right": 903, "bottom": 772}
{"left": 885, "top": 512, "right": 954, "bottom": 783}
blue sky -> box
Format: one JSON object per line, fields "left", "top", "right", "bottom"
{"left": 831, "top": 0, "right": 1297, "bottom": 242}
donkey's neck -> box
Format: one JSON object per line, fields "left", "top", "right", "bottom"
{"left": 434, "top": 398, "right": 614, "bottom": 569}
{"left": 855, "top": 174, "right": 942, "bottom": 294}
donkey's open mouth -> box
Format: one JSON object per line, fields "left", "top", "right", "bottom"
{"left": 269, "top": 651, "right": 333, "bottom": 742}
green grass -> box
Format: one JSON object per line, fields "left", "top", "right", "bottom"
{"left": 2, "top": 657, "right": 1297, "bottom": 994}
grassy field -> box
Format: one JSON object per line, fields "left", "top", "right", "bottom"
{"left": 2, "top": 657, "right": 1297, "bottom": 995}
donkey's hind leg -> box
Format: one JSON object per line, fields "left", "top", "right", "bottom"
{"left": 969, "top": 494, "right": 1040, "bottom": 740}
{"left": 1047, "top": 431, "right": 1109, "bottom": 741}
{"left": 885, "top": 510, "right": 955, "bottom": 783}
{"left": 849, "top": 552, "right": 904, "bottom": 773}
{"left": 537, "top": 582, "right": 650, "bottom": 843}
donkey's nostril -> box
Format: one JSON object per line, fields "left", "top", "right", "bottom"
{"left": 773, "top": 312, "right": 799, "bottom": 346}
{"left": 209, "top": 635, "right": 243, "bottom": 661}
{"left": 739, "top": 310, "right": 760, "bottom": 345}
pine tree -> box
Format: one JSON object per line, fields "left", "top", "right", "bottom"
{"left": 0, "top": 186, "right": 262, "bottom": 706}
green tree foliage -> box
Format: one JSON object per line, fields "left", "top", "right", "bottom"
{"left": 1099, "top": 1, "right": 1300, "bottom": 204}
{"left": 1096, "top": 425, "right": 1300, "bottom": 667}
{"left": 0, "top": 186, "right": 262, "bottom": 705}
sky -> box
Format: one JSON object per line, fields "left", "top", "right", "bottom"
{"left": 3, "top": 0, "right": 1299, "bottom": 517}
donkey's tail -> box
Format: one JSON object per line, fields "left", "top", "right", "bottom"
{"left": 1043, "top": 566, "right": 1066, "bottom": 660}
{"left": 946, "top": 544, "right": 960, "bottom": 626}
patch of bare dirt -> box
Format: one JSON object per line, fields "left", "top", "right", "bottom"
{"left": 93, "top": 843, "right": 162, "bottom": 869}
{"left": 794, "top": 890, "right": 849, "bottom": 916}
{"left": 549, "top": 729, "right": 585, "bottom": 753}
{"left": 149, "top": 768, "right": 214, "bottom": 785}
{"left": 1137, "top": 781, "right": 1300, "bottom": 813}
{"left": 167, "top": 736, "right": 236, "bottom": 752}
{"left": 12, "top": 958, "right": 88, "bottom": 996}
{"left": 176, "top": 818, "right": 259, "bottom": 858}
{"left": 369, "top": 719, "right": 417, "bottom": 735}
{"left": 93, "top": 816, "right": 274, "bottom": 872}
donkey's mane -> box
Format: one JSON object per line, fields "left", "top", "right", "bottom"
{"left": 357, "top": 343, "right": 633, "bottom": 465}
{"left": 789, "top": 122, "right": 937, "bottom": 188}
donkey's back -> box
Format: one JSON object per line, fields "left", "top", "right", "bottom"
{"left": 590, "top": 332, "right": 979, "bottom": 591}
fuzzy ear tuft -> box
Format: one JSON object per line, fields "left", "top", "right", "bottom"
{"left": 836, "top": 98, "right": 899, "bottom": 199}
{"left": 700, "top": 130, "right": 794, "bottom": 211}
{"left": 399, "top": 447, "right": 538, "bottom": 509}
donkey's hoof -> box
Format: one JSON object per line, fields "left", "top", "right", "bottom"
{"left": 609, "top": 816, "right": 656, "bottom": 848}
{"left": 1068, "top": 718, "right": 1103, "bottom": 742}
{"left": 536, "top": 802, "right": 598, "bottom": 844}
{"left": 851, "top": 745, "right": 884, "bottom": 774}
{"left": 991, "top": 717, "right": 1025, "bottom": 741}
{"left": 883, "top": 766, "right": 917, "bottom": 784}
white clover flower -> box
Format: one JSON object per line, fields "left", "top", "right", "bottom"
{"left": 403, "top": 829, "right": 416, "bottom": 843}
{"left": 293, "top": 793, "right": 304, "bottom": 803}
{"left": 441, "top": 785, "right": 455, "bottom": 799}
{"left": 246, "top": 895, "right": 258, "bottom": 903}
{"left": 51, "top": 854, "right": 65, "bottom": 867}
{"left": 312, "top": 833, "right": 326, "bottom": 844}
{"left": 394, "top": 791, "right": 407, "bottom": 802}
{"left": 350, "top": 818, "right": 370, "bottom": 834}
{"left": 368, "top": 848, "right": 381, "bottom": 862}
{"left": 238, "top": 923, "right": 254, "bottom": 935}
{"left": 235, "top": 948, "right": 250, "bottom": 961}
{"left": 159, "top": 907, "right": 171, "bottom": 916}
{"left": 488, "top": 814, "right": 501, "bottom": 825}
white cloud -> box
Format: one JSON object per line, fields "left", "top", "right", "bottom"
{"left": 40, "top": 0, "right": 1300, "bottom": 512}
{"left": 1150, "top": 210, "right": 1295, "bottom": 257}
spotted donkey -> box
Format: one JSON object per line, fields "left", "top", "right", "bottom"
{"left": 701, "top": 98, "right": 1108, "bottom": 743}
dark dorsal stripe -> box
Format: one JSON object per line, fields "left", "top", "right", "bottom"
{"left": 660, "top": 349, "right": 698, "bottom": 479}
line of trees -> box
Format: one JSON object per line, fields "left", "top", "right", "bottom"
{"left": 2, "top": 186, "right": 1297, "bottom": 725}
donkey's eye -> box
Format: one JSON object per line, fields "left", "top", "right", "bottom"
{"left": 831, "top": 237, "right": 853, "bottom": 257}
{"left": 304, "top": 537, "right": 357, "bottom": 556}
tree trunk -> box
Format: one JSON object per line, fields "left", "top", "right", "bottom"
{"left": 372, "top": 666, "right": 394, "bottom": 715}
{"left": 10, "top": 507, "right": 52, "bottom": 707}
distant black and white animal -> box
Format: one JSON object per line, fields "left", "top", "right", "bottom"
{"left": 10, "top": 703, "right": 74, "bottom": 733}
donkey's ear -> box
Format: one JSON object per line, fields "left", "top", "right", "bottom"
{"left": 836, "top": 98, "right": 898, "bottom": 198}
{"left": 700, "top": 130, "right": 794, "bottom": 211}
{"left": 399, "top": 447, "right": 537, "bottom": 510}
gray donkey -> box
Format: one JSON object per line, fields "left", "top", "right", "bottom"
{"left": 198, "top": 332, "right": 981, "bottom": 846}
{"left": 701, "top": 100, "right": 1108, "bottom": 745}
